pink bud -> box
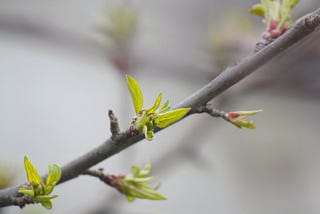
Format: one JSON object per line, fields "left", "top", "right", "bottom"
{"left": 227, "top": 112, "right": 239, "bottom": 119}
{"left": 269, "top": 20, "right": 278, "bottom": 31}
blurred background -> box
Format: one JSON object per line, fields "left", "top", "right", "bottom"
{"left": 1, "top": 0, "right": 320, "bottom": 213}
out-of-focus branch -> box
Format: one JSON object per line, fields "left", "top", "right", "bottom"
{"left": 0, "top": 7, "right": 319, "bottom": 208}
{"left": 181, "top": 8, "right": 320, "bottom": 113}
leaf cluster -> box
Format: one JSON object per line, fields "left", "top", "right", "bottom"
{"left": 126, "top": 75, "right": 190, "bottom": 140}
{"left": 118, "top": 162, "right": 166, "bottom": 201}
{"left": 250, "top": 0, "right": 300, "bottom": 32}
{"left": 18, "top": 157, "right": 61, "bottom": 209}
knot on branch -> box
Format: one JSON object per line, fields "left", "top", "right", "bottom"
{"left": 13, "top": 196, "right": 35, "bottom": 209}
{"left": 253, "top": 38, "right": 274, "bottom": 53}
{"left": 304, "top": 13, "right": 320, "bottom": 31}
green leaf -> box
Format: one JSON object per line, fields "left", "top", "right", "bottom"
{"left": 126, "top": 75, "right": 143, "bottom": 114}
{"left": 129, "top": 183, "right": 166, "bottom": 200}
{"left": 18, "top": 187, "right": 35, "bottom": 197}
{"left": 35, "top": 195, "right": 58, "bottom": 209}
{"left": 125, "top": 176, "right": 156, "bottom": 183}
{"left": 229, "top": 116, "right": 256, "bottom": 129}
{"left": 44, "top": 185, "right": 54, "bottom": 195}
{"left": 131, "top": 166, "right": 141, "bottom": 177}
{"left": 121, "top": 182, "right": 166, "bottom": 201}
{"left": 279, "top": 0, "right": 300, "bottom": 27}
{"left": 138, "top": 162, "right": 152, "bottom": 177}
{"left": 39, "top": 199, "right": 53, "bottom": 209}
{"left": 46, "top": 164, "right": 62, "bottom": 187}
{"left": 146, "top": 92, "right": 162, "bottom": 114}
{"left": 24, "top": 156, "right": 43, "bottom": 187}
{"left": 119, "top": 162, "right": 166, "bottom": 202}
{"left": 158, "top": 100, "right": 172, "bottom": 113}
{"left": 155, "top": 108, "right": 191, "bottom": 128}
{"left": 250, "top": 4, "right": 266, "bottom": 17}
{"left": 233, "top": 109, "right": 263, "bottom": 116}
{"left": 270, "top": 0, "right": 281, "bottom": 21}
{"left": 35, "top": 195, "right": 58, "bottom": 201}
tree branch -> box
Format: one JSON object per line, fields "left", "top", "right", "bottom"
{"left": 1, "top": 7, "right": 319, "bottom": 208}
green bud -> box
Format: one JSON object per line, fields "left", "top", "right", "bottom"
{"left": 143, "top": 125, "right": 154, "bottom": 141}
{"left": 134, "top": 111, "right": 147, "bottom": 132}
{"left": 225, "top": 109, "right": 262, "bottom": 129}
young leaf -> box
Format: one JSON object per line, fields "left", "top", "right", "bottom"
{"left": 35, "top": 195, "right": 58, "bottom": 200}
{"left": 138, "top": 162, "right": 152, "bottom": 177}
{"left": 229, "top": 116, "right": 256, "bottom": 129}
{"left": 24, "top": 156, "right": 43, "bottom": 187}
{"left": 121, "top": 182, "right": 166, "bottom": 201}
{"left": 155, "top": 108, "right": 191, "bottom": 128}
{"left": 44, "top": 186, "right": 54, "bottom": 195}
{"left": 250, "top": 4, "right": 266, "bottom": 17}
{"left": 18, "top": 187, "right": 35, "bottom": 197}
{"left": 46, "top": 164, "right": 62, "bottom": 187}
{"left": 233, "top": 109, "right": 263, "bottom": 116}
{"left": 126, "top": 75, "right": 143, "bottom": 114}
{"left": 39, "top": 199, "right": 53, "bottom": 209}
{"left": 118, "top": 162, "right": 166, "bottom": 202}
{"left": 130, "top": 183, "right": 166, "bottom": 200}
{"left": 158, "top": 100, "right": 172, "bottom": 113}
{"left": 131, "top": 166, "right": 141, "bottom": 177}
{"left": 125, "top": 176, "right": 156, "bottom": 183}
{"left": 146, "top": 92, "right": 162, "bottom": 114}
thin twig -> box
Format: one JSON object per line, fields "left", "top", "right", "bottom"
{"left": 82, "top": 169, "right": 113, "bottom": 187}
{"left": 0, "top": 7, "right": 319, "bottom": 208}
{"left": 199, "top": 103, "right": 227, "bottom": 118}
{"left": 82, "top": 169, "right": 124, "bottom": 194}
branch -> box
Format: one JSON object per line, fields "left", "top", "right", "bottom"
{"left": 1, "top": 7, "right": 319, "bottom": 208}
